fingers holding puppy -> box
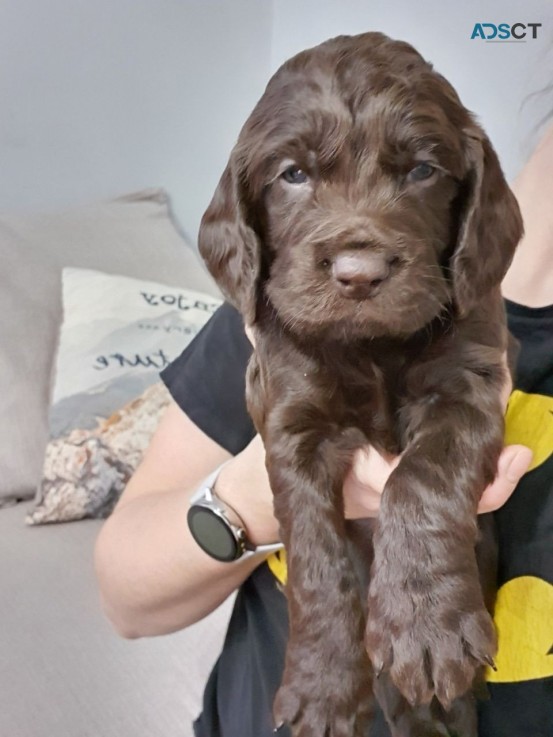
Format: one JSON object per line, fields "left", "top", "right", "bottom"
{"left": 343, "top": 443, "right": 532, "bottom": 520}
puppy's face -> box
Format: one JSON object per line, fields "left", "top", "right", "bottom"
{"left": 199, "top": 33, "right": 522, "bottom": 339}
{"left": 259, "top": 76, "right": 465, "bottom": 339}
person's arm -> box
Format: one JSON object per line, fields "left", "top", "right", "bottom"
{"left": 94, "top": 399, "right": 279, "bottom": 639}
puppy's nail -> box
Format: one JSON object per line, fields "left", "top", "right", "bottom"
{"left": 273, "top": 721, "right": 285, "bottom": 732}
{"left": 405, "top": 690, "right": 418, "bottom": 707}
{"left": 483, "top": 654, "right": 497, "bottom": 671}
{"left": 442, "top": 688, "right": 454, "bottom": 711}
{"left": 374, "top": 661, "right": 384, "bottom": 679}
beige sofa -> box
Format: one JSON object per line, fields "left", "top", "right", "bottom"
{"left": 0, "top": 190, "right": 232, "bottom": 737}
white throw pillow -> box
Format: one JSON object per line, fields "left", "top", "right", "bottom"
{"left": 26, "top": 267, "right": 221, "bottom": 525}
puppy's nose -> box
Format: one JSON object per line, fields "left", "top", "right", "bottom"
{"left": 332, "top": 251, "right": 393, "bottom": 298}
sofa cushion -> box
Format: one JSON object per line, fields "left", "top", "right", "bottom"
{"left": 0, "top": 190, "right": 219, "bottom": 506}
{"left": 0, "top": 501, "right": 232, "bottom": 737}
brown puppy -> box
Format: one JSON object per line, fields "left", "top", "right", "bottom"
{"left": 199, "top": 32, "right": 522, "bottom": 737}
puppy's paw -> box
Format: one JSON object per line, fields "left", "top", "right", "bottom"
{"left": 365, "top": 576, "right": 496, "bottom": 709}
{"left": 273, "top": 647, "right": 372, "bottom": 737}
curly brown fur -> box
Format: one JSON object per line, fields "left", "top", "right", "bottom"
{"left": 199, "top": 31, "right": 522, "bottom": 737}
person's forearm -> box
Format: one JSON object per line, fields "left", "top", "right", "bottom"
{"left": 94, "top": 444, "right": 280, "bottom": 639}
{"left": 94, "top": 489, "right": 257, "bottom": 638}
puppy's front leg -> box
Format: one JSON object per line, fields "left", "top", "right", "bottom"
{"left": 365, "top": 361, "right": 504, "bottom": 713}
{"left": 266, "top": 420, "right": 373, "bottom": 737}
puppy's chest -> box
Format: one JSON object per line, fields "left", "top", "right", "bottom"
{"left": 247, "top": 336, "right": 424, "bottom": 453}
{"left": 319, "top": 353, "right": 406, "bottom": 453}
{"left": 256, "top": 344, "right": 410, "bottom": 455}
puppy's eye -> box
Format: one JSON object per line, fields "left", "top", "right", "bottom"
{"left": 281, "top": 166, "right": 309, "bottom": 185}
{"left": 408, "top": 162, "right": 436, "bottom": 182}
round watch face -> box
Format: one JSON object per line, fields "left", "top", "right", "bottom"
{"left": 187, "top": 505, "right": 240, "bottom": 562}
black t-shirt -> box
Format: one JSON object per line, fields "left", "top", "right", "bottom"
{"left": 160, "top": 300, "right": 553, "bottom": 737}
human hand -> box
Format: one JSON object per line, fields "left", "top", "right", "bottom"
{"left": 343, "top": 442, "right": 533, "bottom": 519}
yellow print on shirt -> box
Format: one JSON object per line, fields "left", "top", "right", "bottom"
{"left": 267, "top": 548, "right": 287, "bottom": 586}
{"left": 486, "top": 576, "right": 553, "bottom": 683}
{"left": 503, "top": 389, "right": 553, "bottom": 471}
{"left": 486, "top": 389, "right": 553, "bottom": 683}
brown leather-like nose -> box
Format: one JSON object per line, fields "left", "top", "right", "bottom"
{"left": 332, "top": 251, "right": 393, "bottom": 298}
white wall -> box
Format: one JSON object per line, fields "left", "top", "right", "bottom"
{"left": 2, "top": 1, "right": 552, "bottom": 241}
{"left": 271, "top": 0, "right": 553, "bottom": 183}
{"left": 0, "top": 0, "right": 272, "bottom": 242}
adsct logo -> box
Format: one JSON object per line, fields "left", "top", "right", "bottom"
{"left": 471, "top": 23, "right": 542, "bottom": 41}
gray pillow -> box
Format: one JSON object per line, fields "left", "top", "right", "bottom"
{"left": 0, "top": 189, "right": 219, "bottom": 506}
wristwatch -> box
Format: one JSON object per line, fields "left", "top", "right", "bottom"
{"left": 187, "top": 464, "right": 284, "bottom": 562}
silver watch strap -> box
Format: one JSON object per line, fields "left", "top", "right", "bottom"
{"left": 190, "top": 462, "right": 284, "bottom": 558}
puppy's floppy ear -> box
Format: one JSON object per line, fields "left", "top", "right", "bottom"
{"left": 198, "top": 154, "right": 261, "bottom": 325}
{"left": 451, "top": 125, "right": 523, "bottom": 317}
